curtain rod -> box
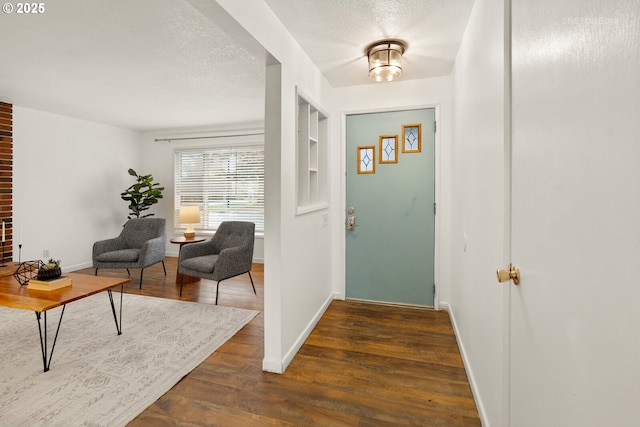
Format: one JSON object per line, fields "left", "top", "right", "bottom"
{"left": 155, "top": 132, "right": 264, "bottom": 143}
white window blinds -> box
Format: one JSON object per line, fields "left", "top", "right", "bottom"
{"left": 174, "top": 145, "right": 264, "bottom": 233}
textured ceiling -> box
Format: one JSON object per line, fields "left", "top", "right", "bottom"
{"left": 0, "top": 0, "right": 474, "bottom": 131}
{"left": 0, "top": 0, "right": 266, "bottom": 131}
{"left": 264, "top": 0, "right": 475, "bottom": 87}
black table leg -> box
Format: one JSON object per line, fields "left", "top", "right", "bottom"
{"left": 33, "top": 285, "right": 124, "bottom": 373}
{"left": 35, "top": 306, "right": 66, "bottom": 373}
{"left": 107, "top": 284, "right": 124, "bottom": 335}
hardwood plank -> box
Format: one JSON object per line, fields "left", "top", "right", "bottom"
{"left": 72, "top": 257, "right": 480, "bottom": 426}
{"left": 288, "top": 349, "right": 474, "bottom": 396}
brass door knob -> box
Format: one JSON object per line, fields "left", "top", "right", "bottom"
{"left": 497, "top": 263, "right": 520, "bottom": 285}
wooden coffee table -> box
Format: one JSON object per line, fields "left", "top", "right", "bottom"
{"left": 0, "top": 272, "right": 130, "bottom": 372}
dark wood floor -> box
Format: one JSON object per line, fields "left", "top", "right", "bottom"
{"left": 75, "top": 258, "right": 480, "bottom": 426}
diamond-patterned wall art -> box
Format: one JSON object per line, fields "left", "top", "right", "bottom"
{"left": 402, "top": 124, "right": 422, "bottom": 153}
{"left": 379, "top": 135, "right": 398, "bottom": 164}
{"left": 357, "top": 146, "right": 376, "bottom": 174}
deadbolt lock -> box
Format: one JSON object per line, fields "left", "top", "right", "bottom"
{"left": 497, "top": 263, "right": 520, "bottom": 285}
{"left": 347, "top": 216, "right": 356, "bottom": 230}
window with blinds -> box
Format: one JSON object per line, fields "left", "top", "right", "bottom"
{"left": 174, "top": 145, "right": 264, "bottom": 233}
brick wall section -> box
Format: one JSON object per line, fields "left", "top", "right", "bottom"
{"left": 0, "top": 102, "right": 12, "bottom": 263}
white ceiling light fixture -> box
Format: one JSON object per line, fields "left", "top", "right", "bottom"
{"left": 367, "top": 39, "right": 407, "bottom": 82}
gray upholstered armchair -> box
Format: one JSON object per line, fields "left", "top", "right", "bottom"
{"left": 93, "top": 218, "right": 167, "bottom": 288}
{"left": 178, "top": 221, "right": 255, "bottom": 304}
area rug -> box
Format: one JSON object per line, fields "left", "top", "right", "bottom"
{"left": 0, "top": 293, "right": 258, "bottom": 427}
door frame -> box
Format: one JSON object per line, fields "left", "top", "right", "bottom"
{"left": 338, "top": 104, "right": 443, "bottom": 310}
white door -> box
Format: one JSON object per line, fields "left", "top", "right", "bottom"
{"left": 509, "top": 1, "right": 640, "bottom": 426}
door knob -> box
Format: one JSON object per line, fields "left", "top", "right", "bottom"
{"left": 497, "top": 263, "right": 520, "bottom": 285}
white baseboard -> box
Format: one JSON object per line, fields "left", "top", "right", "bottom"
{"left": 262, "top": 357, "right": 283, "bottom": 374}
{"left": 332, "top": 291, "right": 345, "bottom": 300}
{"left": 63, "top": 261, "right": 93, "bottom": 272}
{"left": 281, "top": 291, "right": 336, "bottom": 371}
{"left": 440, "top": 301, "right": 489, "bottom": 427}
{"left": 262, "top": 291, "right": 337, "bottom": 374}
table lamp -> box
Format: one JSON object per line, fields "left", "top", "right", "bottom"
{"left": 179, "top": 206, "right": 200, "bottom": 239}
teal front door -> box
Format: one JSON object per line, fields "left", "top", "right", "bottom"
{"left": 346, "top": 109, "right": 435, "bottom": 306}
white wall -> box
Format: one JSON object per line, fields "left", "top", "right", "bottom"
{"left": 13, "top": 106, "right": 142, "bottom": 271}
{"left": 332, "top": 76, "right": 454, "bottom": 306}
{"left": 449, "top": 0, "right": 506, "bottom": 425}
{"left": 208, "top": 0, "right": 337, "bottom": 373}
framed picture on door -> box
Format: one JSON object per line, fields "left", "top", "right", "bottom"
{"left": 357, "top": 146, "right": 376, "bottom": 174}
{"left": 402, "top": 124, "right": 422, "bottom": 153}
{"left": 379, "top": 135, "right": 398, "bottom": 164}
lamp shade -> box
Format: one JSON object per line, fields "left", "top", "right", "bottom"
{"left": 179, "top": 206, "right": 200, "bottom": 224}
{"left": 367, "top": 40, "right": 406, "bottom": 82}
{"left": 179, "top": 206, "right": 200, "bottom": 238}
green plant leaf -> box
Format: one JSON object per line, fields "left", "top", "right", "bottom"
{"left": 122, "top": 168, "right": 164, "bottom": 219}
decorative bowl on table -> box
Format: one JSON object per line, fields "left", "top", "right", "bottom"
{"left": 37, "top": 259, "right": 62, "bottom": 280}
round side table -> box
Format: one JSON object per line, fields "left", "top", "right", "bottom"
{"left": 170, "top": 236, "right": 206, "bottom": 285}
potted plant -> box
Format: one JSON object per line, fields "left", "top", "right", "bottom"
{"left": 121, "top": 168, "right": 164, "bottom": 219}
